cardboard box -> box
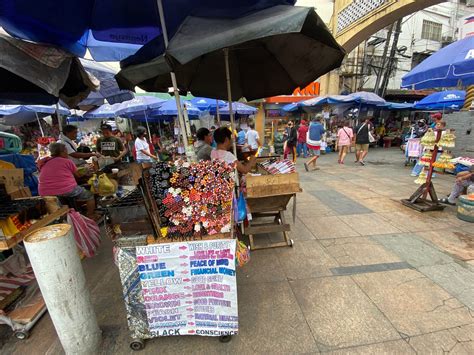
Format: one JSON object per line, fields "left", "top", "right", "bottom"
{"left": 0, "top": 169, "right": 24, "bottom": 193}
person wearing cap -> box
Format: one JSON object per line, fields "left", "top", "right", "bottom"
{"left": 134, "top": 126, "right": 158, "bottom": 163}
{"left": 96, "top": 124, "right": 126, "bottom": 161}
{"left": 430, "top": 112, "right": 443, "bottom": 128}
{"left": 195, "top": 127, "right": 213, "bottom": 161}
{"left": 297, "top": 119, "right": 309, "bottom": 158}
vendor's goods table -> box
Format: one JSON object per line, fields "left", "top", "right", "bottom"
{"left": 244, "top": 172, "right": 301, "bottom": 250}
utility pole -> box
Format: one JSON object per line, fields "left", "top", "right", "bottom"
{"left": 373, "top": 23, "right": 394, "bottom": 94}
{"left": 380, "top": 19, "right": 403, "bottom": 97}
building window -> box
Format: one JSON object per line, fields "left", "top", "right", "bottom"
{"left": 421, "top": 20, "right": 442, "bottom": 42}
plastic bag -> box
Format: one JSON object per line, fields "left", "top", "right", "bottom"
{"left": 67, "top": 209, "right": 101, "bottom": 258}
{"left": 88, "top": 173, "right": 117, "bottom": 196}
{"left": 236, "top": 193, "right": 247, "bottom": 223}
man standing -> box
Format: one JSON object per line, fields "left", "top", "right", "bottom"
{"left": 354, "top": 117, "right": 373, "bottom": 166}
{"left": 96, "top": 124, "right": 126, "bottom": 162}
{"left": 245, "top": 122, "right": 261, "bottom": 151}
{"left": 304, "top": 115, "right": 325, "bottom": 171}
{"left": 297, "top": 119, "right": 309, "bottom": 158}
{"left": 58, "top": 125, "right": 98, "bottom": 166}
{"left": 195, "top": 127, "right": 213, "bottom": 161}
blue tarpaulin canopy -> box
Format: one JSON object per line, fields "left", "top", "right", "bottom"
{"left": 381, "top": 102, "right": 415, "bottom": 110}
{"left": 413, "top": 90, "right": 465, "bottom": 111}
{"left": 0, "top": 0, "right": 295, "bottom": 61}
{"left": 83, "top": 103, "right": 123, "bottom": 119}
{"left": 402, "top": 36, "right": 474, "bottom": 89}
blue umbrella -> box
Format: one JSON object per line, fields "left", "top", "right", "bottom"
{"left": 281, "top": 103, "right": 299, "bottom": 112}
{"left": 79, "top": 59, "right": 133, "bottom": 105}
{"left": 219, "top": 102, "right": 257, "bottom": 116}
{"left": 116, "top": 96, "right": 165, "bottom": 117}
{"left": 343, "top": 92, "right": 386, "bottom": 106}
{"left": 0, "top": 1, "right": 295, "bottom": 61}
{"left": 0, "top": 104, "right": 70, "bottom": 129}
{"left": 149, "top": 99, "right": 201, "bottom": 119}
{"left": 83, "top": 103, "right": 123, "bottom": 119}
{"left": 381, "top": 102, "right": 415, "bottom": 110}
{"left": 402, "top": 36, "right": 474, "bottom": 89}
{"left": 414, "top": 90, "right": 465, "bottom": 111}
{"left": 190, "top": 97, "right": 226, "bottom": 114}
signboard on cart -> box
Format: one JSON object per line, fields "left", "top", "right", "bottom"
{"left": 135, "top": 239, "right": 238, "bottom": 337}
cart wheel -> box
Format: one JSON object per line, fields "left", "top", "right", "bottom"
{"left": 130, "top": 339, "right": 145, "bottom": 351}
{"left": 14, "top": 330, "right": 29, "bottom": 340}
{"left": 289, "top": 239, "right": 294, "bottom": 247}
{"left": 219, "top": 335, "right": 232, "bottom": 343}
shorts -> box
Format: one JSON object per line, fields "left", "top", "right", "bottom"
{"left": 355, "top": 144, "right": 369, "bottom": 152}
{"left": 61, "top": 185, "right": 94, "bottom": 201}
{"left": 310, "top": 148, "right": 321, "bottom": 156}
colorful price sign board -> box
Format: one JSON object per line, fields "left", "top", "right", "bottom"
{"left": 136, "top": 239, "right": 238, "bottom": 337}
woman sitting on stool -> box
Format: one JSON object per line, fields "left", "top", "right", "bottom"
{"left": 38, "top": 143, "right": 97, "bottom": 219}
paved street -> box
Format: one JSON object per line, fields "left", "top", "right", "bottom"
{"left": 1, "top": 147, "right": 473, "bottom": 354}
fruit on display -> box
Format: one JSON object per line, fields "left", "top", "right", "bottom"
{"left": 438, "top": 129, "right": 456, "bottom": 148}
{"left": 420, "top": 128, "right": 436, "bottom": 149}
{"left": 420, "top": 151, "right": 433, "bottom": 166}
{"left": 433, "top": 152, "right": 455, "bottom": 170}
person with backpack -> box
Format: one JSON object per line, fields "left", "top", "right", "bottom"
{"left": 336, "top": 121, "right": 354, "bottom": 164}
{"left": 354, "top": 117, "right": 374, "bottom": 166}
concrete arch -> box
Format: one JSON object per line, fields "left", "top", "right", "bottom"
{"left": 334, "top": 0, "right": 447, "bottom": 52}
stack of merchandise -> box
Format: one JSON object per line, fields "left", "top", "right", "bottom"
{"left": 420, "top": 129, "right": 437, "bottom": 150}
{"left": 433, "top": 152, "right": 455, "bottom": 170}
{"left": 420, "top": 151, "right": 433, "bottom": 167}
{"left": 0, "top": 196, "right": 47, "bottom": 239}
{"left": 258, "top": 159, "right": 296, "bottom": 174}
{"left": 438, "top": 130, "right": 456, "bottom": 148}
{"left": 147, "top": 160, "right": 235, "bottom": 241}
{"left": 414, "top": 170, "right": 428, "bottom": 185}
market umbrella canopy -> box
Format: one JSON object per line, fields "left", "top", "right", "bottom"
{"left": 0, "top": 104, "right": 71, "bottom": 125}
{"left": 0, "top": 34, "right": 97, "bottom": 106}
{"left": 402, "top": 36, "right": 474, "bottom": 89}
{"left": 149, "top": 99, "right": 202, "bottom": 119}
{"left": 83, "top": 103, "right": 123, "bottom": 119}
{"left": 79, "top": 59, "right": 134, "bottom": 105}
{"left": 0, "top": 0, "right": 295, "bottom": 61}
{"left": 190, "top": 97, "right": 226, "bottom": 114}
{"left": 414, "top": 90, "right": 465, "bottom": 110}
{"left": 219, "top": 102, "right": 257, "bottom": 115}
{"left": 116, "top": 95, "right": 166, "bottom": 117}
{"left": 116, "top": 5, "right": 345, "bottom": 101}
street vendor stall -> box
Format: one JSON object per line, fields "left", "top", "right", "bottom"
{"left": 0, "top": 177, "right": 70, "bottom": 339}
{"left": 244, "top": 158, "right": 301, "bottom": 250}
{"left": 107, "top": 160, "right": 241, "bottom": 350}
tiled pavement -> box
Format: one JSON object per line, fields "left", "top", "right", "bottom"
{"left": 1, "top": 148, "right": 473, "bottom": 354}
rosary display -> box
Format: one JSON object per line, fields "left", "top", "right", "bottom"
{"left": 147, "top": 160, "right": 235, "bottom": 241}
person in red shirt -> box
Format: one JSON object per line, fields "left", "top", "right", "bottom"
{"left": 297, "top": 120, "right": 309, "bottom": 158}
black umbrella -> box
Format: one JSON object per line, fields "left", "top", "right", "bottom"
{"left": 0, "top": 34, "right": 97, "bottom": 107}
{"left": 117, "top": 5, "right": 345, "bottom": 101}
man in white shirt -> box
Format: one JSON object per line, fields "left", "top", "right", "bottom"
{"left": 211, "top": 127, "right": 256, "bottom": 174}
{"left": 134, "top": 126, "right": 158, "bottom": 163}
{"left": 245, "top": 123, "right": 261, "bottom": 151}
{"left": 58, "top": 125, "right": 98, "bottom": 166}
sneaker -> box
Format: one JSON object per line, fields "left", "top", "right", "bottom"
{"left": 359, "top": 161, "right": 365, "bottom": 166}
{"left": 304, "top": 163, "right": 309, "bottom": 172}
